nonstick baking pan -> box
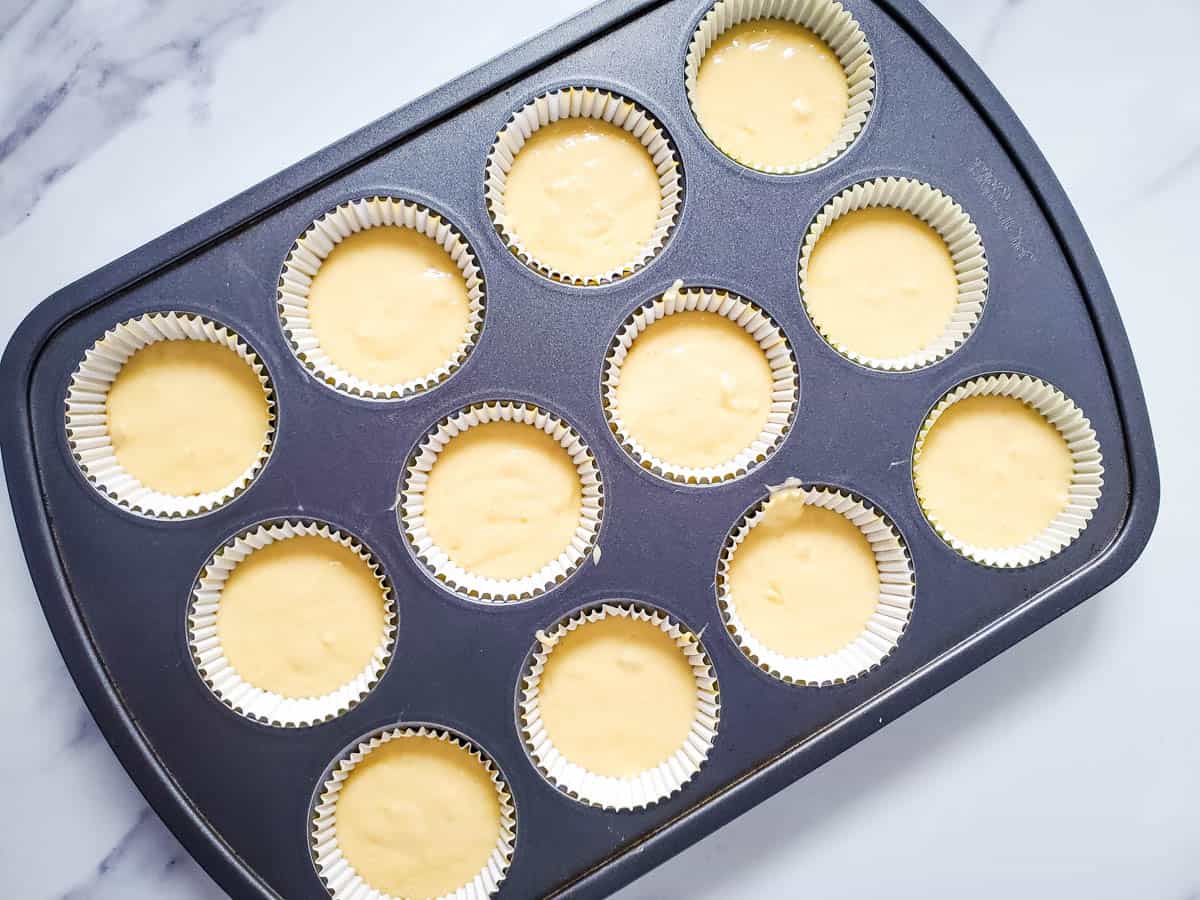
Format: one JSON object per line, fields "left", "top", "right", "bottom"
{"left": 0, "top": 0, "right": 1160, "bottom": 897}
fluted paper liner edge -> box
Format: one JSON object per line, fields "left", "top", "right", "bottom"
{"left": 718, "top": 482, "right": 914, "bottom": 685}
{"left": 485, "top": 87, "right": 682, "bottom": 285}
{"left": 519, "top": 602, "right": 720, "bottom": 810}
{"left": 913, "top": 373, "right": 1104, "bottom": 568}
{"left": 311, "top": 725, "right": 515, "bottom": 900}
{"left": 188, "top": 520, "right": 397, "bottom": 727}
{"left": 277, "top": 196, "right": 486, "bottom": 400}
{"left": 400, "top": 401, "right": 604, "bottom": 602}
{"left": 685, "top": 0, "right": 875, "bottom": 174}
{"left": 64, "top": 312, "right": 275, "bottom": 519}
{"left": 602, "top": 284, "right": 798, "bottom": 484}
{"left": 799, "top": 176, "right": 989, "bottom": 370}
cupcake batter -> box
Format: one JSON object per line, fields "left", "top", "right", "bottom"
{"left": 335, "top": 735, "right": 501, "bottom": 899}
{"left": 421, "top": 421, "right": 583, "bottom": 581}
{"left": 727, "top": 490, "right": 879, "bottom": 659}
{"left": 536, "top": 615, "right": 697, "bottom": 778}
{"left": 106, "top": 339, "right": 269, "bottom": 496}
{"left": 915, "top": 395, "right": 1074, "bottom": 548}
{"left": 693, "top": 19, "right": 848, "bottom": 169}
{"left": 502, "top": 117, "right": 661, "bottom": 278}
{"left": 216, "top": 535, "right": 387, "bottom": 698}
{"left": 805, "top": 207, "right": 959, "bottom": 360}
{"left": 306, "top": 226, "right": 471, "bottom": 386}
{"left": 615, "top": 308, "right": 775, "bottom": 469}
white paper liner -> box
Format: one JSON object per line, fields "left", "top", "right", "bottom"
{"left": 277, "top": 196, "right": 486, "bottom": 399}
{"left": 311, "top": 725, "right": 516, "bottom": 900}
{"left": 684, "top": 0, "right": 875, "bottom": 174}
{"left": 187, "top": 520, "right": 397, "bottom": 727}
{"left": 602, "top": 283, "right": 798, "bottom": 485}
{"left": 399, "top": 401, "right": 604, "bottom": 602}
{"left": 64, "top": 312, "right": 276, "bottom": 519}
{"left": 799, "top": 177, "right": 989, "bottom": 370}
{"left": 518, "top": 602, "right": 720, "bottom": 811}
{"left": 914, "top": 373, "right": 1104, "bottom": 568}
{"left": 717, "top": 481, "right": 914, "bottom": 685}
{"left": 484, "top": 87, "right": 683, "bottom": 285}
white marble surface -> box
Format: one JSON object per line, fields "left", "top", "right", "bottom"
{"left": 0, "top": 0, "right": 1196, "bottom": 897}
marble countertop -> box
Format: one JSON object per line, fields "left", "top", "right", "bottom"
{"left": 1, "top": 1, "right": 1196, "bottom": 897}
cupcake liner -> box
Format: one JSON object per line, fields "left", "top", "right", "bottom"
{"left": 914, "top": 373, "right": 1104, "bottom": 568}
{"left": 484, "top": 86, "right": 683, "bottom": 285}
{"left": 518, "top": 602, "right": 720, "bottom": 811}
{"left": 602, "top": 281, "right": 798, "bottom": 484}
{"left": 717, "top": 480, "right": 914, "bottom": 685}
{"left": 311, "top": 725, "right": 516, "bottom": 900}
{"left": 187, "top": 520, "right": 396, "bottom": 727}
{"left": 64, "top": 312, "right": 275, "bottom": 520}
{"left": 399, "top": 401, "right": 604, "bottom": 602}
{"left": 685, "top": 0, "right": 875, "bottom": 174}
{"left": 799, "top": 176, "right": 989, "bottom": 370}
{"left": 277, "top": 196, "right": 486, "bottom": 399}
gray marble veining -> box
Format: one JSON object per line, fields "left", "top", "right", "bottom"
{"left": 0, "top": 1, "right": 1196, "bottom": 898}
{"left": 0, "top": 0, "right": 278, "bottom": 234}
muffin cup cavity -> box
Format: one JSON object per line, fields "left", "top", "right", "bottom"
{"left": 685, "top": 0, "right": 875, "bottom": 174}
{"left": 602, "top": 282, "right": 798, "bottom": 484}
{"left": 311, "top": 725, "right": 516, "bottom": 900}
{"left": 914, "top": 374, "right": 1104, "bottom": 568}
{"left": 518, "top": 602, "right": 720, "bottom": 811}
{"left": 399, "top": 401, "right": 604, "bottom": 602}
{"left": 187, "top": 519, "right": 397, "bottom": 727}
{"left": 717, "top": 481, "right": 914, "bottom": 685}
{"left": 64, "top": 312, "right": 275, "bottom": 520}
{"left": 277, "top": 196, "right": 486, "bottom": 400}
{"left": 799, "top": 176, "right": 988, "bottom": 370}
{"left": 484, "top": 86, "right": 683, "bottom": 285}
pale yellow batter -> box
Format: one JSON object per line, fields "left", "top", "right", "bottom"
{"left": 106, "top": 340, "right": 269, "bottom": 496}
{"left": 502, "top": 117, "right": 661, "bottom": 278}
{"left": 727, "top": 490, "right": 879, "bottom": 659}
{"left": 805, "top": 207, "right": 959, "bottom": 360}
{"left": 336, "top": 735, "right": 501, "bottom": 899}
{"left": 422, "top": 421, "right": 582, "bottom": 581}
{"left": 537, "top": 616, "right": 697, "bottom": 778}
{"left": 915, "top": 395, "right": 1074, "bottom": 548}
{"left": 693, "top": 19, "right": 849, "bottom": 169}
{"left": 216, "top": 535, "right": 387, "bottom": 698}
{"left": 306, "top": 227, "right": 471, "bottom": 385}
{"left": 616, "top": 309, "right": 774, "bottom": 469}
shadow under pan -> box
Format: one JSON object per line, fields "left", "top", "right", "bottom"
{"left": 0, "top": 1, "right": 1158, "bottom": 898}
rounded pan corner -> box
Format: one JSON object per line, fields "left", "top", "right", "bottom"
{"left": 0, "top": 2, "right": 1161, "bottom": 899}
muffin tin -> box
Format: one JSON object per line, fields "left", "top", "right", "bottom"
{"left": 0, "top": 0, "right": 1159, "bottom": 897}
